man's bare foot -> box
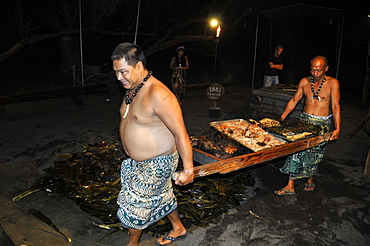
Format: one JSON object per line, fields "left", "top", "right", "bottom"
{"left": 274, "top": 188, "right": 295, "bottom": 196}
{"left": 303, "top": 183, "right": 315, "bottom": 191}
{"left": 156, "top": 230, "right": 187, "bottom": 245}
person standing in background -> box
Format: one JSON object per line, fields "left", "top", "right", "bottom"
{"left": 263, "top": 45, "right": 284, "bottom": 87}
{"left": 169, "top": 46, "right": 189, "bottom": 104}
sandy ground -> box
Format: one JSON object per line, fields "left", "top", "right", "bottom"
{"left": 0, "top": 83, "right": 369, "bottom": 245}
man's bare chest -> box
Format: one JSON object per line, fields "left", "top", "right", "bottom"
{"left": 304, "top": 80, "right": 330, "bottom": 101}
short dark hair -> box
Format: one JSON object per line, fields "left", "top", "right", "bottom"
{"left": 275, "top": 45, "right": 284, "bottom": 52}
{"left": 111, "top": 42, "right": 147, "bottom": 68}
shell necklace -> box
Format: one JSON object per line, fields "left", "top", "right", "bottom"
{"left": 310, "top": 75, "right": 326, "bottom": 101}
{"left": 122, "top": 71, "right": 152, "bottom": 118}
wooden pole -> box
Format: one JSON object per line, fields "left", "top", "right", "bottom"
{"left": 364, "top": 148, "right": 370, "bottom": 177}
{"left": 193, "top": 132, "right": 332, "bottom": 178}
{"left": 361, "top": 73, "right": 369, "bottom": 104}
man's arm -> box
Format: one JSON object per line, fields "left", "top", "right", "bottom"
{"left": 153, "top": 86, "right": 194, "bottom": 185}
{"left": 268, "top": 62, "right": 283, "bottom": 70}
{"left": 169, "top": 57, "right": 177, "bottom": 70}
{"left": 181, "top": 56, "right": 190, "bottom": 70}
{"left": 330, "top": 78, "right": 341, "bottom": 140}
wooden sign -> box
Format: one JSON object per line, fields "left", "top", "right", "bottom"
{"left": 206, "top": 83, "right": 225, "bottom": 100}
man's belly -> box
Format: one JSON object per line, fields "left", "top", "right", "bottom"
{"left": 304, "top": 103, "right": 330, "bottom": 117}
{"left": 120, "top": 126, "right": 176, "bottom": 161}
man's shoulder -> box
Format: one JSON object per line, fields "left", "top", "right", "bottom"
{"left": 326, "top": 76, "right": 340, "bottom": 88}
{"left": 268, "top": 54, "right": 283, "bottom": 63}
{"left": 267, "top": 53, "right": 275, "bottom": 60}
{"left": 147, "top": 79, "right": 175, "bottom": 98}
{"left": 147, "top": 78, "right": 167, "bottom": 91}
{"left": 326, "top": 76, "right": 338, "bottom": 81}
{"left": 276, "top": 55, "right": 283, "bottom": 62}
{"left": 300, "top": 76, "right": 311, "bottom": 84}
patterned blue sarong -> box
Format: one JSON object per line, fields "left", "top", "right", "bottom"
{"left": 279, "top": 112, "right": 333, "bottom": 180}
{"left": 117, "top": 152, "right": 179, "bottom": 229}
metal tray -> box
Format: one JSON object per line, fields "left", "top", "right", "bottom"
{"left": 263, "top": 125, "right": 322, "bottom": 142}
{"left": 209, "top": 119, "right": 286, "bottom": 152}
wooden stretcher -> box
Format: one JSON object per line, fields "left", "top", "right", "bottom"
{"left": 192, "top": 132, "right": 332, "bottom": 178}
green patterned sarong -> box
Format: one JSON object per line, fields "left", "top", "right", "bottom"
{"left": 279, "top": 112, "right": 333, "bottom": 180}
{"left": 117, "top": 152, "right": 178, "bottom": 229}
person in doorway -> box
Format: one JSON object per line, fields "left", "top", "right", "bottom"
{"left": 169, "top": 46, "right": 189, "bottom": 104}
{"left": 111, "top": 42, "right": 194, "bottom": 246}
{"left": 263, "top": 45, "right": 284, "bottom": 87}
{"left": 274, "top": 55, "right": 341, "bottom": 196}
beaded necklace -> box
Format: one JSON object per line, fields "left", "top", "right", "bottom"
{"left": 310, "top": 75, "right": 326, "bottom": 101}
{"left": 122, "top": 71, "right": 152, "bottom": 118}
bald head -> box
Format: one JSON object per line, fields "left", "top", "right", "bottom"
{"left": 311, "top": 55, "right": 328, "bottom": 67}
{"left": 310, "top": 55, "right": 329, "bottom": 80}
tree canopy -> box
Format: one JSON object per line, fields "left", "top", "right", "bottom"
{"left": 0, "top": 0, "right": 253, "bottom": 64}
{"left": 0, "top": 0, "right": 368, "bottom": 90}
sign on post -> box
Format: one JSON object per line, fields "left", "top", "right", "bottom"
{"left": 206, "top": 83, "right": 225, "bottom": 118}
{"left": 206, "top": 83, "right": 225, "bottom": 100}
